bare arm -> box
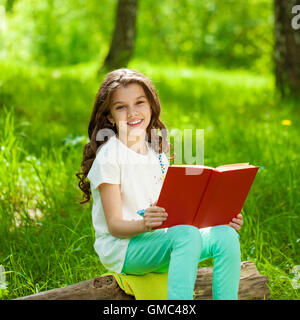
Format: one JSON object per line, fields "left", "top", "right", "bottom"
{"left": 98, "top": 183, "right": 168, "bottom": 239}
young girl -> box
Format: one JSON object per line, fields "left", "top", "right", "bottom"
{"left": 77, "top": 68, "right": 243, "bottom": 300}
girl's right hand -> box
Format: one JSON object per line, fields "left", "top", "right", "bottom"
{"left": 143, "top": 203, "right": 168, "bottom": 232}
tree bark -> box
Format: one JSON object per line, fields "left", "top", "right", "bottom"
{"left": 15, "top": 261, "right": 270, "bottom": 300}
{"left": 99, "top": 0, "right": 138, "bottom": 74}
{"left": 274, "top": 0, "right": 300, "bottom": 98}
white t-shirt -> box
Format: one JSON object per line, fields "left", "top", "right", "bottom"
{"left": 87, "top": 134, "right": 169, "bottom": 273}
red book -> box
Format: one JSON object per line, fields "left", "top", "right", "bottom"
{"left": 155, "top": 163, "right": 259, "bottom": 229}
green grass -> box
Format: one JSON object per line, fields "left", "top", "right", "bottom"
{"left": 0, "top": 59, "right": 299, "bottom": 300}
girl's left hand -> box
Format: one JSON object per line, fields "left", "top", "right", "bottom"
{"left": 229, "top": 213, "right": 244, "bottom": 232}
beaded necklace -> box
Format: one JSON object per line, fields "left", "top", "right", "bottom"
{"left": 158, "top": 153, "right": 167, "bottom": 181}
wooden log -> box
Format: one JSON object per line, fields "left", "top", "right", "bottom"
{"left": 15, "top": 261, "right": 270, "bottom": 300}
{"left": 194, "top": 261, "right": 270, "bottom": 300}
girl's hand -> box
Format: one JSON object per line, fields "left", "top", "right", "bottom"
{"left": 143, "top": 204, "right": 168, "bottom": 232}
{"left": 229, "top": 213, "right": 244, "bottom": 232}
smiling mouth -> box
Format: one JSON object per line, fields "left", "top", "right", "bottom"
{"left": 127, "top": 119, "right": 144, "bottom": 127}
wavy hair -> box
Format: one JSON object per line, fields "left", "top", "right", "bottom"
{"left": 76, "top": 68, "right": 173, "bottom": 204}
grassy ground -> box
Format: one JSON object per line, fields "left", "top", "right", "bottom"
{"left": 0, "top": 59, "right": 299, "bottom": 299}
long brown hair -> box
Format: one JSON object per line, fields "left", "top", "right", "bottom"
{"left": 76, "top": 68, "right": 173, "bottom": 204}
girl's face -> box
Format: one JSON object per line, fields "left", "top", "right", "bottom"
{"left": 108, "top": 83, "right": 152, "bottom": 144}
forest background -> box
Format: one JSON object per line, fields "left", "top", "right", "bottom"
{"left": 0, "top": 0, "right": 299, "bottom": 300}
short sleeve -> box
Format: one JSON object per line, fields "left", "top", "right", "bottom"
{"left": 87, "top": 145, "right": 120, "bottom": 190}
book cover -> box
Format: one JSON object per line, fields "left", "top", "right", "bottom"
{"left": 155, "top": 163, "right": 259, "bottom": 229}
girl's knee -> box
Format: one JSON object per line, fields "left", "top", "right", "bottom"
{"left": 170, "top": 224, "right": 201, "bottom": 239}
{"left": 168, "top": 225, "right": 202, "bottom": 251}
{"left": 211, "top": 225, "right": 240, "bottom": 255}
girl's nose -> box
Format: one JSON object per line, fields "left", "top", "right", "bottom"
{"left": 127, "top": 106, "right": 139, "bottom": 117}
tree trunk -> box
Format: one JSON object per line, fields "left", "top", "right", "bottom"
{"left": 99, "top": 0, "right": 138, "bottom": 74}
{"left": 15, "top": 261, "right": 270, "bottom": 300}
{"left": 274, "top": 0, "right": 300, "bottom": 98}
{"left": 5, "top": 0, "right": 17, "bottom": 13}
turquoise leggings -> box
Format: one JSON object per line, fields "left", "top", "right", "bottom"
{"left": 121, "top": 225, "right": 241, "bottom": 300}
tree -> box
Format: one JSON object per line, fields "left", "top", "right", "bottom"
{"left": 99, "top": 0, "right": 138, "bottom": 74}
{"left": 274, "top": 0, "right": 300, "bottom": 98}
{"left": 5, "top": 0, "right": 15, "bottom": 13}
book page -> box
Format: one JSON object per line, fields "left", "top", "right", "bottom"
{"left": 171, "top": 165, "right": 214, "bottom": 169}
{"left": 216, "top": 163, "right": 254, "bottom": 171}
{"left": 170, "top": 163, "right": 255, "bottom": 172}
{"left": 171, "top": 165, "right": 214, "bottom": 175}
{"left": 216, "top": 163, "right": 249, "bottom": 168}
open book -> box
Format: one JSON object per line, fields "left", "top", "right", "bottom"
{"left": 155, "top": 163, "right": 259, "bottom": 229}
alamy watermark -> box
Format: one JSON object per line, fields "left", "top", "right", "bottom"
{"left": 0, "top": 5, "right": 6, "bottom": 32}
{"left": 292, "top": 5, "right": 300, "bottom": 30}
{"left": 291, "top": 265, "right": 300, "bottom": 290}
{"left": 0, "top": 265, "right": 7, "bottom": 289}
{"left": 95, "top": 125, "right": 204, "bottom": 175}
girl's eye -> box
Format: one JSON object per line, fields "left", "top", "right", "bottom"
{"left": 116, "top": 101, "right": 144, "bottom": 110}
